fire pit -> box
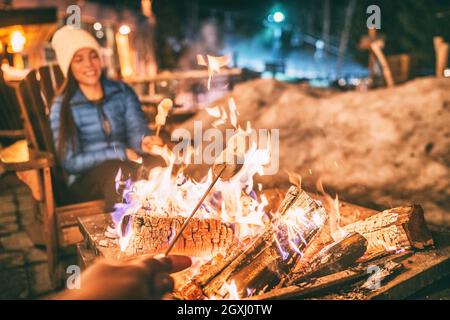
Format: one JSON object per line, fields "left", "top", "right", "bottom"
{"left": 75, "top": 55, "right": 449, "bottom": 299}
{"left": 77, "top": 186, "right": 450, "bottom": 300}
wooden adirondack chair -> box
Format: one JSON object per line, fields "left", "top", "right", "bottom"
{"left": 37, "top": 64, "right": 65, "bottom": 111}
{"left": 0, "top": 68, "right": 105, "bottom": 288}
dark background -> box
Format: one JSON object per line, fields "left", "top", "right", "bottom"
{"left": 92, "top": 0, "right": 450, "bottom": 73}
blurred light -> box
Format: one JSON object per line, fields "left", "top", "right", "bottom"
{"left": 338, "top": 79, "right": 346, "bottom": 86}
{"left": 273, "top": 11, "right": 285, "bottom": 23}
{"left": 10, "top": 31, "right": 26, "bottom": 53}
{"left": 119, "top": 25, "right": 131, "bottom": 35}
{"left": 96, "top": 30, "right": 104, "bottom": 39}
{"left": 160, "top": 80, "right": 168, "bottom": 87}
{"left": 93, "top": 22, "right": 102, "bottom": 31}
{"left": 444, "top": 68, "right": 450, "bottom": 78}
{"left": 315, "top": 40, "right": 324, "bottom": 50}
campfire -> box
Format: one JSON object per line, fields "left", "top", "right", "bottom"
{"left": 101, "top": 55, "right": 434, "bottom": 300}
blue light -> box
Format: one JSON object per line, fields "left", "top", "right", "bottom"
{"left": 273, "top": 11, "right": 285, "bottom": 23}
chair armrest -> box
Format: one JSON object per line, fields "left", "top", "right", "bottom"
{"left": 0, "top": 130, "right": 26, "bottom": 139}
{"left": 0, "top": 151, "right": 54, "bottom": 172}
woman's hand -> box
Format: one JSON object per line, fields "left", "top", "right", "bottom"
{"left": 54, "top": 255, "right": 192, "bottom": 300}
{"left": 141, "top": 135, "right": 164, "bottom": 154}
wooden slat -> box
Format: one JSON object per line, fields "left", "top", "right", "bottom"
{"left": 0, "top": 69, "right": 24, "bottom": 132}
{"left": 0, "top": 129, "right": 26, "bottom": 138}
{"left": 56, "top": 199, "right": 105, "bottom": 214}
{"left": 59, "top": 225, "right": 84, "bottom": 247}
{"left": 0, "top": 151, "right": 54, "bottom": 171}
{"left": 0, "top": 8, "right": 57, "bottom": 27}
{"left": 56, "top": 202, "right": 105, "bottom": 227}
{"left": 38, "top": 64, "right": 65, "bottom": 110}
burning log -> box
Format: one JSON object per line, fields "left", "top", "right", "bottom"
{"left": 287, "top": 232, "right": 368, "bottom": 285}
{"left": 178, "top": 186, "right": 328, "bottom": 299}
{"left": 343, "top": 204, "right": 433, "bottom": 256}
{"left": 127, "top": 213, "right": 235, "bottom": 257}
{"left": 294, "top": 204, "right": 433, "bottom": 273}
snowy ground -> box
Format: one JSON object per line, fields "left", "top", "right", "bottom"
{"left": 177, "top": 77, "right": 450, "bottom": 227}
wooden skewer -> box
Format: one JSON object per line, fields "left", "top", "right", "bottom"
{"left": 155, "top": 126, "right": 161, "bottom": 137}
{"left": 164, "top": 164, "right": 227, "bottom": 256}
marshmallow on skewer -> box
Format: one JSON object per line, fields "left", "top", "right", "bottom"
{"left": 155, "top": 98, "right": 173, "bottom": 136}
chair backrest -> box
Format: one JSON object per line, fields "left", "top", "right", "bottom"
{"left": 38, "top": 64, "right": 64, "bottom": 111}
{"left": 15, "top": 70, "right": 55, "bottom": 153}
{"left": 0, "top": 69, "right": 25, "bottom": 139}
{"left": 15, "top": 69, "right": 68, "bottom": 204}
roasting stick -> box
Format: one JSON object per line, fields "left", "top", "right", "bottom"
{"left": 164, "top": 164, "right": 227, "bottom": 256}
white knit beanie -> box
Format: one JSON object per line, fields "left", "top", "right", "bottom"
{"left": 51, "top": 25, "right": 101, "bottom": 77}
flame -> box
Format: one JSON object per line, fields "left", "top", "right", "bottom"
{"left": 208, "top": 280, "right": 241, "bottom": 300}
{"left": 112, "top": 121, "right": 272, "bottom": 253}
{"left": 316, "top": 179, "right": 348, "bottom": 242}
{"left": 228, "top": 97, "right": 238, "bottom": 128}
{"left": 220, "top": 280, "right": 240, "bottom": 300}
{"left": 197, "top": 54, "right": 230, "bottom": 90}
{"left": 205, "top": 106, "right": 221, "bottom": 118}
{"left": 109, "top": 53, "right": 276, "bottom": 299}
{"left": 273, "top": 205, "right": 326, "bottom": 260}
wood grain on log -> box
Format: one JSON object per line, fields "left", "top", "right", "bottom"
{"left": 287, "top": 232, "right": 367, "bottom": 285}
{"left": 128, "top": 213, "right": 235, "bottom": 257}
{"left": 343, "top": 205, "right": 433, "bottom": 254}
{"left": 294, "top": 205, "right": 433, "bottom": 273}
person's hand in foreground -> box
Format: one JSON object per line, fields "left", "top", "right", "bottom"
{"left": 54, "top": 255, "right": 192, "bottom": 300}
{"left": 141, "top": 135, "right": 164, "bottom": 154}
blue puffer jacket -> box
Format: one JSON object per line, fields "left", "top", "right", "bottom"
{"left": 50, "top": 78, "right": 150, "bottom": 184}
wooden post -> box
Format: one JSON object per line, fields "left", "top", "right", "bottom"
{"left": 370, "top": 40, "right": 394, "bottom": 87}
{"left": 42, "top": 166, "right": 58, "bottom": 288}
{"left": 434, "top": 36, "right": 449, "bottom": 77}
{"left": 368, "top": 28, "right": 378, "bottom": 78}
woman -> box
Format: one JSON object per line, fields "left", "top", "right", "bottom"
{"left": 50, "top": 26, "right": 163, "bottom": 209}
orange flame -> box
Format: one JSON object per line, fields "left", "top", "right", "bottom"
{"left": 197, "top": 54, "right": 230, "bottom": 90}
{"left": 316, "top": 179, "right": 348, "bottom": 242}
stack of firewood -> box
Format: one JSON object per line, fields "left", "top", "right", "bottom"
{"left": 175, "top": 186, "right": 433, "bottom": 299}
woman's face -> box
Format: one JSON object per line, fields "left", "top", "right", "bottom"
{"left": 70, "top": 48, "right": 102, "bottom": 86}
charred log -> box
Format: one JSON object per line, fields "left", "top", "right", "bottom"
{"left": 294, "top": 205, "right": 433, "bottom": 272}
{"left": 128, "top": 213, "right": 235, "bottom": 257}
{"left": 287, "top": 232, "right": 368, "bottom": 285}
{"left": 178, "top": 186, "right": 328, "bottom": 299}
